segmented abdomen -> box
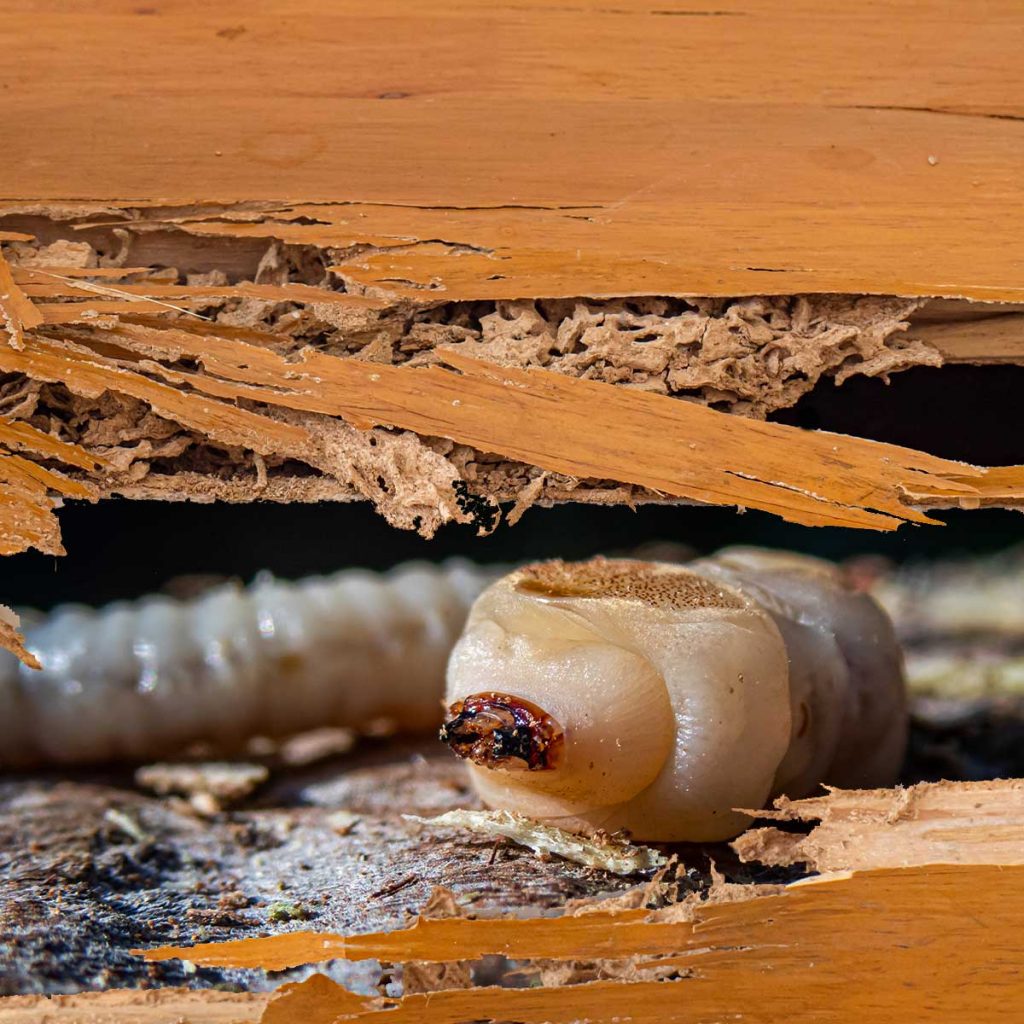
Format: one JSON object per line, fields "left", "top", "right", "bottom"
{"left": 0, "top": 560, "right": 492, "bottom": 767}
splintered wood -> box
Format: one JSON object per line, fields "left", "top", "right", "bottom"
{"left": 6, "top": 318, "right": 1012, "bottom": 525}
{"left": 0, "top": 4, "right": 1021, "bottom": 633}
{"left": 120, "top": 780, "right": 1024, "bottom": 1024}
{"left": 0, "top": 414, "right": 105, "bottom": 556}
{"left": 2, "top": 1, "right": 1023, "bottom": 1019}
{"left": 732, "top": 779, "right": 1024, "bottom": 872}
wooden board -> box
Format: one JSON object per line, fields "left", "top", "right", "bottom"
{"left": 0, "top": 3, "right": 1023, "bottom": 652}
{"left": 1, "top": 0, "right": 1022, "bottom": 302}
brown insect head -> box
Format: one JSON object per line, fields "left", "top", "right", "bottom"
{"left": 440, "top": 692, "right": 564, "bottom": 771}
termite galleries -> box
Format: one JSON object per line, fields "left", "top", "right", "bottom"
{"left": 440, "top": 693, "right": 564, "bottom": 771}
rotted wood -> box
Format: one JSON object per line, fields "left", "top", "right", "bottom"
{"left": 0, "top": 2, "right": 1022, "bottom": 616}
{"left": 0, "top": 741, "right": 649, "bottom": 997}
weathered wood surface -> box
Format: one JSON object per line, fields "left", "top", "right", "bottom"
{"left": 0, "top": 741, "right": 651, "bottom": 996}
{"left": 2, "top": 703, "right": 1023, "bottom": 998}
{"left": 9, "top": 775, "right": 1024, "bottom": 1021}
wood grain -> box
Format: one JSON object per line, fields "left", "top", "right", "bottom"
{"left": 0, "top": 989, "right": 267, "bottom": 1023}
{"left": 2, "top": 1, "right": 1022, "bottom": 301}
{"left": 6, "top": 325, "right": 1015, "bottom": 532}
{"left": 733, "top": 779, "right": 1024, "bottom": 871}
{"left": 254, "top": 866, "right": 1024, "bottom": 1023}
{"left": 128, "top": 778, "right": 1024, "bottom": 1022}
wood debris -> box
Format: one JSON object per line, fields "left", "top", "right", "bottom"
{"left": 405, "top": 810, "right": 667, "bottom": 875}
{"left": 136, "top": 861, "right": 1024, "bottom": 1023}
{"left": 732, "top": 779, "right": 1024, "bottom": 872}
{"left": 0, "top": 606, "right": 39, "bottom": 671}
{"left": 0, "top": 988, "right": 267, "bottom": 1024}
{"left": 276, "top": 728, "right": 358, "bottom": 768}
{"left": 135, "top": 762, "right": 269, "bottom": 815}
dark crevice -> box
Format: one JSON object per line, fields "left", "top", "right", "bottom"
{"left": 837, "top": 103, "right": 1024, "bottom": 124}
{"left": 772, "top": 363, "right": 1024, "bottom": 466}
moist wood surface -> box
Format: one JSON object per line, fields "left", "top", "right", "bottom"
{"left": 0, "top": 741, "right": 650, "bottom": 995}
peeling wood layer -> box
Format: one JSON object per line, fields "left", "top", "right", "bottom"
{"left": 0, "top": 219, "right": 1022, "bottom": 540}
{"left": 129, "top": 779, "right": 1024, "bottom": 1023}
{"left": 2, "top": 217, "right": 1024, "bottom": 661}
{"left": 732, "top": 779, "right": 1024, "bottom": 871}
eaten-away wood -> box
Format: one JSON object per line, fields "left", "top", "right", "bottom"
{"left": 3, "top": 4, "right": 1024, "bottom": 1021}
{"left": 1, "top": 1, "right": 1023, "bottom": 603}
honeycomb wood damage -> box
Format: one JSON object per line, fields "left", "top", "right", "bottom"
{"left": 2, "top": 210, "right": 1024, "bottom": 661}
{"left": 1, "top": 211, "right": 1022, "bottom": 538}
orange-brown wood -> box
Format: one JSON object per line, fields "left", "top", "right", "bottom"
{"left": 131, "top": 865, "right": 1024, "bottom": 1024}
{"left": 5, "top": 325, "right": 1016, "bottom": 532}
{"left": 2, "top": 1, "right": 1023, "bottom": 302}
{"left": 129, "top": 780, "right": 1024, "bottom": 1024}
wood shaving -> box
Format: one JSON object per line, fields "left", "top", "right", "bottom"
{"left": 134, "top": 762, "right": 269, "bottom": 814}
{"left": 405, "top": 809, "right": 667, "bottom": 875}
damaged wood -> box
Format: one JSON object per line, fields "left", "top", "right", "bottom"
{"left": 130, "top": 783, "right": 1024, "bottom": 1023}
{"left": 0, "top": 1, "right": 1021, "bottom": 617}
{"left": 0, "top": 415, "right": 106, "bottom": 558}
{"left": 732, "top": 779, "right": 1024, "bottom": 872}
{"left": 1, "top": 229, "right": 1022, "bottom": 549}
{"left": 0, "top": 988, "right": 267, "bottom": 1024}
{"left": 249, "top": 865, "right": 1024, "bottom": 1023}
{"left": 2, "top": 2, "right": 1023, "bottom": 301}
{"left": 0, "top": 213, "right": 1021, "bottom": 662}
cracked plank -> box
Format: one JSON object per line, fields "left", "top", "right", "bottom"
{"left": 1, "top": 2, "right": 1022, "bottom": 300}
{"left": 48, "top": 324, "right": 997, "bottom": 531}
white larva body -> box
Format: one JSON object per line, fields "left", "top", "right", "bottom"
{"left": 0, "top": 560, "right": 492, "bottom": 767}
{"left": 444, "top": 552, "right": 907, "bottom": 842}
{"left": 691, "top": 547, "right": 908, "bottom": 796}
